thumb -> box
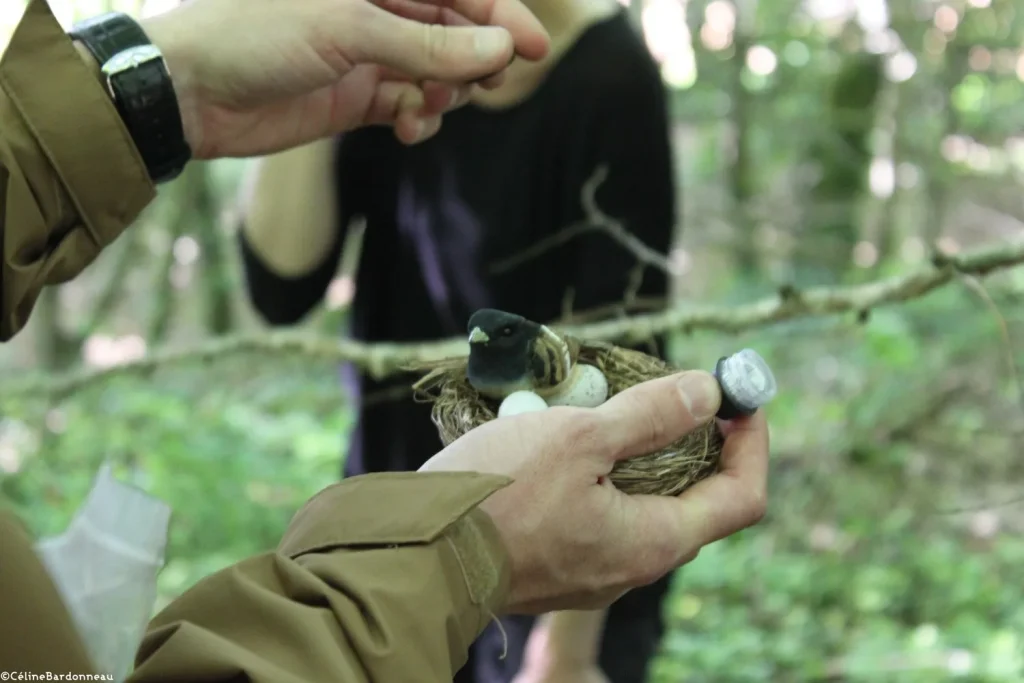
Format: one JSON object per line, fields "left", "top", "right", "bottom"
{"left": 594, "top": 371, "right": 722, "bottom": 462}
{"left": 350, "top": 7, "right": 515, "bottom": 82}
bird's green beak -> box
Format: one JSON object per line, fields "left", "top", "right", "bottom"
{"left": 468, "top": 327, "right": 490, "bottom": 344}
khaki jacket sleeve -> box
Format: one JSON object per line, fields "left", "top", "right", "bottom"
{"left": 130, "top": 472, "right": 513, "bottom": 683}
{"left": 0, "top": 508, "right": 98, "bottom": 676}
{"left": 0, "top": 0, "right": 155, "bottom": 341}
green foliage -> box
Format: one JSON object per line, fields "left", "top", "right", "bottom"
{"left": 656, "top": 282, "right": 1024, "bottom": 682}
{"left": 1, "top": 364, "right": 348, "bottom": 609}
{"left": 649, "top": 519, "right": 1024, "bottom": 682}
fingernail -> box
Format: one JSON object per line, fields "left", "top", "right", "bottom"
{"left": 475, "top": 27, "right": 511, "bottom": 62}
{"left": 677, "top": 372, "right": 719, "bottom": 420}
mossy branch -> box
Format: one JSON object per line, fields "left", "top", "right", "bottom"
{"left": 4, "top": 237, "right": 1023, "bottom": 403}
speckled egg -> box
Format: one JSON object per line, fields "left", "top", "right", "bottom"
{"left": 546, "top": 363, "right": 609, "bottom": 408}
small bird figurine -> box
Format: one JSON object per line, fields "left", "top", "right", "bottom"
{"left": 465, "top": 308, "right": 609, "bottom": 414}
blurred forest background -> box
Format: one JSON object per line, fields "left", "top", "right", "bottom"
{"left": 3, "top": 0, "right": 1024, "bottom": 680}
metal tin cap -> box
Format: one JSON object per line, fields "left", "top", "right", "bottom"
{"left": 717, "top": 349, "right": 777, "bottom": 411}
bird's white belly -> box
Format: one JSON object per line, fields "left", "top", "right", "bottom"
{"left": 476, "top": 377, "right": 535, "bottom": 400}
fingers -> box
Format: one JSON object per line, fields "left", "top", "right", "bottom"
{"left": 374, "top": 0, "right": 550, "bottom": 61}
{"left": 361, "top": 79, "right": 470, "bottom": 144}
{"left": 594, "top": 371, "right": 722, "bottom": 462}
{"left": 394, "top": 81, "right": 472, "bottom": 143}
{"left": 475, "top": 70, "right": 506, "bottom": 89}
{"left": 351, "top": 7, "right": 519, "bottom": 83}
{"left": 443, "top": 0, "right": 550, "bottom": 60}
{"left": 679, "top": 410, "right": 769, "bottom": 548}
{"left": 379, "top": 55, "right": 508, "bottom": 90}
{"left": 716, "top": 411, "right": 770, "bottom": 489}
{"left": 629, "top": 410, "right": 770, "bottom": 570}
{"left": 374, "top": 0, "right": 475, "bottom": 26}
{"left": 394, "top": 113, "right": 442, "bottom": 145}
{"left": 421, "top": 80, "right": 473, "bottom": 115}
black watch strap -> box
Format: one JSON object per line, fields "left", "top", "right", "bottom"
{"left": 70, "top": 13, "right": 191, "bottom": 184}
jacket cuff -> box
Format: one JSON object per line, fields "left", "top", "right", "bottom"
{"left": 279, "top": 471, "right": 513, "bottom": 629}
{"left": 0, "top": 0, "right": 155, "bottom": 247}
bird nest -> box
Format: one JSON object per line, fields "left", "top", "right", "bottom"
{"left": 410, "top": 337, "right": 724, "bottom": 497}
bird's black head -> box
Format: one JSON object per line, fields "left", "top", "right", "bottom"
{"left": 466, "top": 309, "right": 543, "bottom": 394}
{"left": 467, "top": 309, "right": 540, "bottom": 347}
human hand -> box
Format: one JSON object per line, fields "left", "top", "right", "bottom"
{"left": 138, "top": 0, "right": 550, "bottom": 158}
{"left": 510, "top": 664, "right": 610, "bottom": 683}
{"left": 510, "top": 610, "right": 610, "bottom": 683}
{"left": 420, "top": 370, "right": 769, "bottom": 614}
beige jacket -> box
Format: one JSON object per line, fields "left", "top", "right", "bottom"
{"left": 0, "top": 2, "right": 514, "bottom": 680}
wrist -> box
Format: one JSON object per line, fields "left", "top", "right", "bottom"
{"left": 69, "top": 12, "right": 197, "bottom": 178}
{"left": 523, "top": 612, "right": 602, "bottom": 669}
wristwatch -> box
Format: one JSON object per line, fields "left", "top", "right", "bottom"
{"left": 69, "top": 12, "right": 192, "bottom": 184}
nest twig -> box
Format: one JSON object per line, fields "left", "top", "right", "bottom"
{"left": 410, "top": 338, "right": 723, "bottom": 496}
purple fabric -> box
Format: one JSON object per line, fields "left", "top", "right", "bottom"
{"left": 396, "top": 163, "right": 492, "bottom": 334}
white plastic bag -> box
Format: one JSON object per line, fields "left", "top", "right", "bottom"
{"left": 35, "top": 464, "right": 171, "bottom": 683}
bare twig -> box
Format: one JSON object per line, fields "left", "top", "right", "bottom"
{"left": 810, "top": 648, "right": 976, "bottom": 680}
{"left": 937, "top": 491, "right": 1024, "bottom": 515}
{"left": 567, "top": 237, "right": 1024, "bottom": 343}
{"left": 553, "top": 297, "right": 667, "bottom": 325}
{"left": 560, "top": 287, "right": 577, "bottom": 323}
{"left": 623, "top": 263, "right": 648, "bottom": 305}
{"left": 954, "top": 270, "right": 1022, "bottom": 411}
{"left": 489, "top": 222, "right": 592, "bottom": 275}
{"left": 4, "top": 237, "right": 1024, "bottom": 402}
{"left": 488, "top": 166, "right": 675, "bottom": 275}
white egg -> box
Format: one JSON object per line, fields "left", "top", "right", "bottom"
{"left": 498, "top": 390, "right": 549, "bottom": 417}
{"left": 546, "top": 363, "right": 609, "bottom": 408}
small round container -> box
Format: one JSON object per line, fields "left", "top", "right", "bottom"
{"left": 714, "top": 349, "right": 778, "bottom": 419}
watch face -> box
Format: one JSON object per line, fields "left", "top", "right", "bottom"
{"left": 102, "top": 44, "right": 164, "bottom": 77}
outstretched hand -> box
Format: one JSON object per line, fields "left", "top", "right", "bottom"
{"left": 421, "top": 370, "right": 769, "bottom": 614}
{"left": 141, "top": 0, "right": 551, "bottom": 158}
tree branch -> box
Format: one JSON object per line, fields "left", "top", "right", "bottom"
{"left": 5, "top": 237, "right": 1024, "bottom": 402}
{"left": 488, "top": 165, "right": 675, "bottom": 276}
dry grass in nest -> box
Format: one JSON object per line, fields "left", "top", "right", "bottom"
{"left": 410, "top": 338, "right": 724, "bottom": 497}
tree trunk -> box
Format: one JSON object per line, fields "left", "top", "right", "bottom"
{"left": 34, "top": 288, "right": 78, "bottom": 371}
{"left": 798, "top": 50, "right": 883, "bottom": 283}
{"left": 190, "top": 163, "right": 236, "bottom": 336}
{"left": 729, "top": 29, "right": 758, "bottom": 277}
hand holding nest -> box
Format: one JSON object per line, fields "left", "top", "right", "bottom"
{"left": 420, "top": 370, "right": 769, "bottom": 615}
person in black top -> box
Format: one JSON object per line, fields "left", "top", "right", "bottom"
{"left": 239, "top": 1, "right": 677, "bottom": 681}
